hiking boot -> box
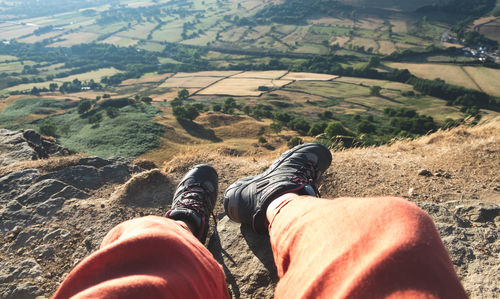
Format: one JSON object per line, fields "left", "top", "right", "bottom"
{"left": 166, "top": 164, "right": 218, "bottom": 243}
{"left": 224, "top": 143, "right": 332, "bottom": 233}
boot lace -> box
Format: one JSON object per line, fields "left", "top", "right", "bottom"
{"left": 291, "top": 161, "right": 321, "bottom": 196}
{"left": 177, "top": 183, "right": 217, "bottom": 224}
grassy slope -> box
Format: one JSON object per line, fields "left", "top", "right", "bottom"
{"left": 0, "top": 97, "right": 74, "bottom": 127}
{"left": 52, "top": 104, "right": 164, "bottom": 158}
{"left": 0, "top": 97, "right": 164, "bottom": 158}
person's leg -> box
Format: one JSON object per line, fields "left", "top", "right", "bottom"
{"left": 54, "top": 216, "right": 228, "bottom": 299}
{"left": 267, "top": 194, "right": 468, "bottom": 299}
{"left": 224, "top": 143, "right": 467, "bottom": 299}
{"left": 55, "top": 165, "right": 229, "bottom": 299}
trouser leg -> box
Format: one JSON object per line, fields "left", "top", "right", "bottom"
{"left": 268, "top": 196, "right": 467, "bottom": 299}
{"left": 54, "top": 216, "right": 229, "bottom": 299}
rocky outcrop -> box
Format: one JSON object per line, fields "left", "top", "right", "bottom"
{"left": 0, "top": 157, "right": 142, "bottom": 233}
{"left": 0, "top": 129, "right": 70, "bottom": 166}
{"left": 0, "top": 156, "right": 144, "bottom": 298}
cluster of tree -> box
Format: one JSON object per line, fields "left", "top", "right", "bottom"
{"left": 407, "top": 77, "right": 494, "bottom": 109}
{"left": 77, "top": 96, "right": 154, "bottom": 125}
{"left": 0, "top": 42, "right": 162, "bottom": 88}
{"left": 417, "top": 0, "right": 495, "bottom": 17}
{"left": 170, "top": 89, "right": 200, "bottom": 121}
{"left": 295, "top": 54, "right": 498, "bottom": 111}
{"left": 33, "top": 26, "right": 54, "bottom": 36}
{"left": 463, "top": 31, "right": 498, "bottom": 49}
{"left": 254, "top": 0, "right": 351, "bottom": 24}
{"left": 294, "top": 55, "right": 412, "bottom": 84}
{"left": 96, "top": 5, "right": 163, "bottom": 25}
{"left": 242, "top": 103, "right": 274, "bottom": 119}
{"left": 160, "top": 43, "right": 210, "bottom": 70}
{"left": 18, "top": 79, "right": 101, "bottom": 96}
{"left": 383, "top": 108, "right": 437, "bottom": 136}
{"left": 1, "top": 0, "right": 103, "bottom": 18}
{"left": 181, "top": 20, "right": 203, "bottom": 40}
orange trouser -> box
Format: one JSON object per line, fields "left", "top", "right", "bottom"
{"left": 54, "top": 197, "right": 467, "bottom": 298}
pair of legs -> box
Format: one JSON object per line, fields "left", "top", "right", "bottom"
{"left": 54, "top": 144, "right": 467, "bottom": 298}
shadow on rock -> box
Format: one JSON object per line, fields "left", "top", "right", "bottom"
{"left": 208, "top": 229, "right": 241, "bottom": 298}
{"left": 240, "top": 225, "right": 278, "bottom": 279}
{"left": 208, "top": 216, "right": 277, "bottom": 298}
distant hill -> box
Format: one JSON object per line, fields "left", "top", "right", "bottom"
{"left": 337, "top": 0, "right": 446, "bottom": 12}
{"left": 256, "top": 0, "right": 495, "bottom": 23}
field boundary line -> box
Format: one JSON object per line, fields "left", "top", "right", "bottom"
{"left": 277, "top": 71, "right": 290, "bottom": 80}
{"left": 191, "top": 71, "right": 245, "bottom": 96}
{"left": 460, "top": 66, "right": 484, "bottom": 92}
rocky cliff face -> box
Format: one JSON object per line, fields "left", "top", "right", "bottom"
{"left": 0, "top": 127, "right": 499, "bottom": 298}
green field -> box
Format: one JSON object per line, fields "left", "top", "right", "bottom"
{"left": 283, "top": 78, "right": 463, "bottom": 122}
{"left": 0, "top": 97, "right": 164, "bottom": 158}
{"left": 0, "top": 0, "right": 459, "bottom": 56}
{"left": 0, "top": 55, "right": 17, "bottom": 62}
{"left": 52, "top": 104, "right": 164, "bottom": 158}
{"left": 0, "top": 98, "right": 74, "bottom": 127}
{"left": 0, "top": 60, "right": 36, "bottom": 73}
{"left": 55, "top": 68, "right": 122, "bottom": 82}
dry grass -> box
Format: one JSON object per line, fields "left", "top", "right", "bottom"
{"left": 388, "top": 63, "right": 480, "bottom": 90}
{"left": 219, "top": 27, "right": 248, "bottom": 42}
{"left": 47, "top": 32, "right": 99, "bottom": 47}
{"left": 54, "top": 68, "right": 121, "bottom": 83}
{"left": 350, "top": 37, "right": 379, "bottom": 51}
{"left": 195, "top": 112, "right": 244, "bottom": 128}
{"left": 378, "top": 40, "right": 397, "bottom": 55}
{"left": 110, "top": 169, "right": 173, "bottom": 207}
{"left": 159, "top": 116, "right": 500, "bottom": 220}
{"left": 151, "top": 88, "right": 199, "bottom": 101}
{"left": 0, "top": 154, "right": 85, "bottom": 177}
{"left": 478, "top": 19, "right": 500, "bottom": 42}
{"left": 0, "top": 95, "right": 25, "bottom": 113}
{"left": 120, "top": 73, "right": 172, "bottom": 86}
{"left": 198, "top": 78, "right": 292, "bottom": 96}
{"left": 99, "top": 35, "right": 139, "bottom": 47}
{"left": 0, "top": 25, "right": 37, "bottom": 39}
{"left": 356, "top": 18, "right": 384, "bottom": 30}
{"left": 282, "top": 72, "right": 338, "bottom": 81}
{"left": 309, "top": 17, "right": 350, "bottom": 27}
{"left": 174, "top": 71, "right": 242, "bottom": 78}
{"left": 19, "top": 31, "right": 62, "bottom": 44}
{"left": 159, "top": 76, "right": 222, "bottom": 88}
{"left": 330, "top": 36, "right": 350, "bottom": 47}
{"left": 462, "top": 66, "right": 500, "bottom": 97}
{"left": 321, "top": 116, "right": 500, "bottom": 205}
{"left": 389, "top": 19, "right": 408, "bottom": 34}
{"left": 232, "top": 71, "right": 289, "bottom": 79}
{"left": 5, "top": 81, "right": 60, "bottom": 92}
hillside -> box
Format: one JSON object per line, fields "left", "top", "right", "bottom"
{"left": 0, "top": 118, "right": 498, "bottom": 298}
{"left": 0, "top": 1, "right": 499, "bottom": 296}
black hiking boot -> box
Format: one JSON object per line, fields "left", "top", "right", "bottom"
{"left": 223, "top": 143, "right": 332, "bottom": 233}
{"left": 166, "top": 164, "right": 218, "bottom": 243}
